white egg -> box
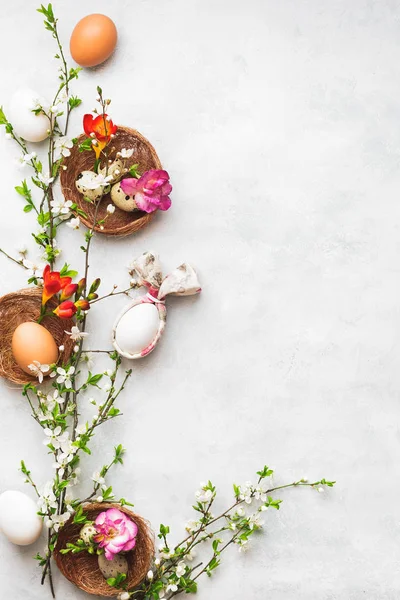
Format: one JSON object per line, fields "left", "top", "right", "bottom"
{"left": 115, "top": 303, "right": 160, "bottom": 356}
{"left": 7, "top": 88, "right": 49, "bottom": 142}
{"left": 0, "top": 490, "right": 42, "bottom": 546}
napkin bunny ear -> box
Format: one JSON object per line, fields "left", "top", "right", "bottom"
{"left": 131, "top": 252, "right": 201, "bottom": 300}
{"left": 158, "top": 263, "right": 201, "bottom": 299}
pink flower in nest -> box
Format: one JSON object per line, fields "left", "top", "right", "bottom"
{"left": 120, "top": 170, "right": 172, "bottom": 213}
{"left": 93, "top": 508, "right": 138, "bottom": 560}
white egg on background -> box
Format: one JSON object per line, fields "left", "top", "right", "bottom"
{"left": 0, "top": 490, "right": 42, "bottom": 545}
{"left": 7, "top": 88, "right": 50, "bottom": 142}
{"left": 114, "top": 303, "right": 160, "bottom": 356}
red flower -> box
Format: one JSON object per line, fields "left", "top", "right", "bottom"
{"left": 53, "top": 301, "right": 77, "bottom": 319}
{"left": 42, "top": 265, "right": 72, "bottom": 305}
{"left": 60, "top": 283, "right": 78, "bottom": 302}
{"left": 83, "top": 114, "right": 117, "bottom": 141}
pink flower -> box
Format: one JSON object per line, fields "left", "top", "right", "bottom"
{"left": 120, "top": 170, "right": 172, "bottom": 213}
{"left": 93, "top": 508, "right": 138, "bottom": 560}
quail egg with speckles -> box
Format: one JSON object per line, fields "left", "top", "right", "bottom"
{"left": 111, "top": 181, "right": 138, "bottom": 212}
{"left": 75, "top": 170, "right": 109, "bottom": 202}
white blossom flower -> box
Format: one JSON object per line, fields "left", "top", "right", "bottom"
{"left": 43, "top": 389, "right": 63, "bottom": 411}
{"left": 154, "top": 558, "right": 161, "bottom": 567}
{"left": 195, "top": 488, "right": 213, "bottom": 503}
{"left": 92, "top": 471, "right": 106, "bottom": 488}
{"left": 54, "top": 135, "right": 73, "bottom": 158}
{"left": 50, "top": 197, "right": 73, "bottom": 218}
{"left": 69, "top": 467, "right": 81, "bottom": 487}
{"left": 53, "top": 452, "right": 73, "bottom": 478}
{"left": 59, "top": 345, "right": 65, "bottom": 352}
{"left": 5, "top": 132, "right": 12, "bottom": 140}
{"left": 105, "top": 369, "right": 113, "bottom": 377}
{"left": 65, "top": 326, "right": 88, "bottom": 342}
{"left": 236, "top": 507, "right": 245, "bottom": 517}
{"left": 37, "top": 172, "right": 54, "bottom": 186}
{"left": 28, "top": 360, "right": 49, "bottom": 383}
{"left": 75, "top": 423, "right": 87, "bottom": 436}
{"left": 238, "top": 482, "right": 253, "bottom": 505}
{"left": 318, "top": 487, "right": 324, "bottom": 493}
{"left": 96, "top": 496, "right": 104, "bottom": 503}
{"left": 23, "top": 258, "right": 46, "bottom": 278}
{"left": 237, "top": 539, "right": 249, "bottom": 553}
{"left": 107, "top": 204, "right": 115, "bottom": 214}
{"left": 175, "top": 561, "right": 186, "bottom": 577}
{"left": 249, "top": 513, "right": 264, "bottom": 530}
{"left": 43, "top": 426, "right": 69, "bottom": 450}
{"left": 103, "top": 382, "right": 112, "bottom": 393}
{"left": 45, "top": 512, "right": 70, "bottom": 532}
{"left": 38, "top": 482, "right": 57, "bottom": 513}
{"left": 17, "top": 152, "right": 36, "bottom": 167}
{"left": 51, "top": 365, "right": 75, "bottom": 385}
{"left": 80, "top": 172, "right": 112, "bottom": 189}
{"left": 166, "top": 583, "right": 178, "bottom": 593}
{"left": 147, "top": 570, "right": 154, "bottom": 581}
{"left": 186, "top": 549, "right": 196, "bottom": 562}
{"left": 81, "top": 352, "right": 94, "bottom": 369}
{"left": 185, "top": 519, "right": 198, "bottom": 533}
{"left": 117, "top": 148, "right": 134, "bottom": 159}
{"left": 66, "top": 217, "right": 80, "bottom": 230}
{"left": 118, "top": 593, "right": 130, "bottom": 600}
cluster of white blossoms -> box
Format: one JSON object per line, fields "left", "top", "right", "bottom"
{"left": 16, "top": 151, "right": 37, "bottom": 168}
{"left": 54, "top": 135, "right": 73, "bottom": 159}
{"left": 51, "top": 365, "right": 75, "bottom": 385}
{"left": 50, "top": 197, "right": 73, "bottom": 218}
{"left": 116, "top": 147, "right": 135, "bottom": 159}
{"left": 22, "top": 258, "right": 46, "bottom": 278}
{"left": 238, "top": 480, "right": 269, "bottom": 505}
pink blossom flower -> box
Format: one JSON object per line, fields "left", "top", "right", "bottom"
{"left": 93, "top": 508, "right": 138, "bottom": 560}
{"left": 120, "top": 170, "right": 172, "bottom": 213}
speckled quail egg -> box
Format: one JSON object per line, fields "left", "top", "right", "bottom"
{"left": 98, "top": 552, "right": 128, "bottom": 579}
{"left": 111, "top": 181, "right": 138, "bottom": 212}
{"left": 80, "top": 523, "right": 97, "bottom": 545}
{"left": 75, "top": 170, "right": 107, "bottom": 202}
{"left": 99, "top": 159, "right": 126, "bottom": 185}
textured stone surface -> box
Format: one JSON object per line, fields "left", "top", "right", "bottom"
{"left": 0, "top": 0, "right": 399, "bottom": 598}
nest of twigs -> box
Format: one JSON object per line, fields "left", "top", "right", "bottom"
{"left": 54, "top": 503, "right": 154, "bottom": 597}
{"left": 0, "top": 288, "right": 74, "bottom": 385}
{"left": 60, "top": 126, "right": 163, "bottom": 236}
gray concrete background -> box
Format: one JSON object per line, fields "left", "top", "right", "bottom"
{"left": 0, "top": 0, "right": 399, "bottom": 597}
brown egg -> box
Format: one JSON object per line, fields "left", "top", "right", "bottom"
{"left": 70, "top": 14, "right": 117, "bottom": 68}
{"left": 12, "top": 322, "right": 59, "bottom": 376}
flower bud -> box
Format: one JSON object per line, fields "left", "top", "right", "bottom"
{"left": 60, "top": 282, "right": 78, "bottom": 301}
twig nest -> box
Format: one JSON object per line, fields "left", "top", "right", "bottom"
{"left": 75, "top": 171, "right": 107, "bottom": 202}
{"left": 60, "top": 126, "right": 162, "bottom": 236}
{"left": 54, "top": 503, "right": 154, "bottom": 597}
{"left": 110, "top": 182, "right": 138, "bottom": 212}
{"left": 0, "top": 288, "right": 75, "bottom": 385}
{"left": 98, "top": 553, "right": 128, "bottom": 579}
{"left": 100, "top": 159, "right": 125, "bottom": 185}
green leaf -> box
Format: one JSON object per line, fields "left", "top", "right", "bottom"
{"left": 129, "top": 164, "right": 141, "bottom": 178}
{"left": 0, "top": 106, "right": 7, "bottom": 125}
{"left": 78, "top": 138, "right": 93, "bottom": 152}
{"left": 69, "top": 96, "right": 82, "bottom": 109}
{"left": 60, "top": 263, "right": 78, "bottom": 278}
{"left": 87, "top": 372, "right": 103, "bottom": 385}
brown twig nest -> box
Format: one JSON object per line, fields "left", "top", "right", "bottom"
{"left": 60, "top": 126, "right": 163, "bottom": 236}
{"left": 54, "top": 503, "right": 154, "bottom": 597}
{"left": 0, "top": 288, "right": 75, "bottom": 385}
